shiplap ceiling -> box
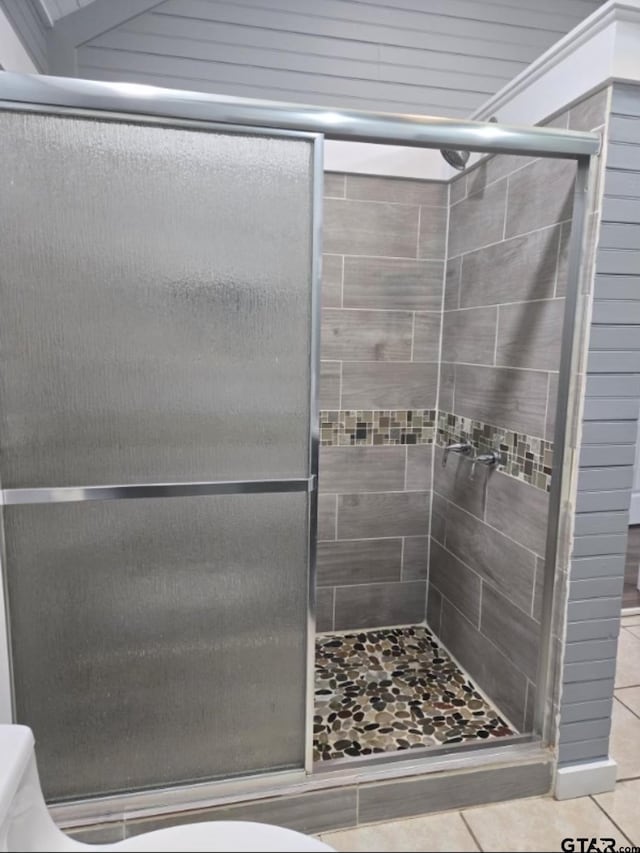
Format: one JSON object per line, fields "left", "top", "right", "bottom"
{"left": 35, "top": 0, "right": 606, "bottom": 116}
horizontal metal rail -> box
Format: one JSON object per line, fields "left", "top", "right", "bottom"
{"left": 0, "top": 72, "right": 600, "bottom": 158}
{"left": 1, "top": 478, "right": 315, "bottom": 505}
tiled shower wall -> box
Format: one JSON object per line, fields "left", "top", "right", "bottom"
{"left": 430, "top": 151, "right": 574, "bottom": 731}
{"left": 429, "top": 89, "right": 607, "bottom": 732}
{"left": 317, "top": 172, "right": 447, "bottom": 631}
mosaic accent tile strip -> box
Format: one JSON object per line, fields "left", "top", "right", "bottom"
{"left": 314, "top": 626, "right": 515, "bottom": 762}
{"left": 320, "top": 409, "right": 436, "bottom": 446}
{"left": 437, "top": 411, "right": 553, "bottom": 493}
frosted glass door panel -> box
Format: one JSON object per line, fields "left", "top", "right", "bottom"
{"left": 0, "top": 112, "right": 312, "bottom": 488}
{"left": 5, "top": 493, "right": 309, "bottom": 800}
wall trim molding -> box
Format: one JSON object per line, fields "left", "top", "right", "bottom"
{"left": 555, "top": 758, "right": 617, "bottom": 799}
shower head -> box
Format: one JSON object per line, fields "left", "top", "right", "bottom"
{"left": 440, "top": 148, "right": 470, "bottom": 171}
{"left": 440, "top": 116, "right": 498, "bottom": 172}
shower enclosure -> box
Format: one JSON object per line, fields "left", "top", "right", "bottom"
{"left": 0, "top": 72, "right": 599, "bottom": 824}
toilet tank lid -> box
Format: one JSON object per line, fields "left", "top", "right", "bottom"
{"left": 0, "top": 725, "right": 35, "bottom": 824}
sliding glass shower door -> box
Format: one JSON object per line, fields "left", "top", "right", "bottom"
{"left": 0, "top": 109, "right": 318, "bottom": 799}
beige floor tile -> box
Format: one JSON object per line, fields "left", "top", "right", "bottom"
{"left": 615, "top": 629, "right": 640, "bottom": 688}
{"left": 596, "top": 779, "right": 640, "bottom": 845}
{"left": 616, "top": 685, "right": 640, "bottom": 718}
{"left": 622, "top": 614, "right": 640, "bottom": 627}
{"left": 462, "top": 795, "right": 629, "bottom": 852}
{"left": 626, "top": 625, "right": 640, "bottom": 640}
{"left": 610, "top": 699, "right": 640, "bottom": 780}
{"left": 320, "top": 812, "right": 479, "bottom": 852}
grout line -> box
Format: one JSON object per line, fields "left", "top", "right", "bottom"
{"left": 590, "top": 795, "right": 633, "bottom": 846}
{"left": 410, "top": 311, "right": 416, "bottom": 362}
{"left": 331, "top": 586, "right": 336, "bottom": 632}
{"left": 416, "top": 205, "right": 422, "bottom": 259}
{"left": 334, "top": 495, "right": 339, "bottom": 542}
{"left": 327, "top": 306, "right": 442, "bottom": 314}
{"left": 493, "top": 306, "right": 499, "bottom": 367}
{"left": 502, "top": 175, "right": 509, "bottom": 241}
{"left": 400, "top": 535, "right": 405, "bottom": 582}
{"left": 477, "top": 580, "right": 483, "bottom": 630}
{"left": 553, "top": 222, "right": 564, "bottom": 298}
{"left": 448, "top": 218, "right": 571, "bottom": 262}
{"left": 404, "top": 444, "right": 409, "bottom": 491}
{"left": 443, "top": 296, "right": 564, "bottom": 313}
{"left": 340, "top": 254, "right": 345, "bottom": 308}
{"left": 456, "top": 255, "right": 462, "bottom": 309}
{"left": 338, "top": 360, "right": 343, "bottom": 410}
{"left": 616, "top": 690, "right": 640, "bottom": 720}
{"left": 327, "top": 195, "right": 445, "bottom": 211}
{"left": 530, "top": 559, "right": 538, "bottom": 619}
{"left": 459, "top": 811, "right": 484, "bottom": 852}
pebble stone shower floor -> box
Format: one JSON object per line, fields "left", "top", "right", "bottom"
{"left": 313, "top": 626, "right": 515, "bottom": 762}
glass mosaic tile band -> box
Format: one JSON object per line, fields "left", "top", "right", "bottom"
{"left": 437, "top": 410, "right": 553, "bottom": 492}
{"left": 320, "top": 409, "right": 436, "bottom": 446}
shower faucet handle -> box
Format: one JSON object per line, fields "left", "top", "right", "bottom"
{"left": 442, "top": 441, "right": 472, "bottom": 467}
{"left": 469, "top": 449, "right": 501, "bottom": 480}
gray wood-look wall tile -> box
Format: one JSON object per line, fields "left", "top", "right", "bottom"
{"left": 448, "top": 180, "right": 507, "bottom": 258}
{"left": 318, "top": 494, "right": 337, "bottom": 541}
{"left": 426, "top": 584, "right": 442, "bottom": 634}
{"left": 439, "top": 599, "right": 529, "bottom": 730}
{"left": 432, "top": 446, "right": 484, "bottom": 520}
{"left": 412, "top": 312, "right": 442, "bottom": 362}
{"left": 442, "top": 306, "right": 497, "bottom": 365}
{"left": 402, "top": 535, "right": 429, "bottom": 580}
{"left": 346, "top": 174, "right": 447, "bottom": 206}
{"left": 480, "top": 583, "right": 540, "bottom": 680}
{"left": 505, "top": 158, "right": 576, "bottom": 238}
{"left": 438, "top": 362, "right": 455, "bottom": 412}
{"left": 124, "top": 787, "right": 358, "bottom": 837}
{"left": 343, "top": 256, "right": 444, "bottom": 311}
{"left": 321, "top": 308, "right": 413, "bottom": 361}
{"left": 320, "top": 360, "right": 341, "bottom": 409}
{"left": 338, "top": 491, "right": 429, "bottom": 539}
{"left": 334, "top": 580, "right": 426, "bottom": 630}
{"left": 445, "top": 256, "right": 461, "bottom": 310}
{"left": 322, "top": 254, "right": 342, "bottom": 309}
{"left": 444, "top": 501, "right": 536, "bottom": 614}
{"left": 496, "top": 298, "right": 564, "bottom": 371}
{"left": 357, "top": 761, "right": 551, "bottom": 824}
{"left": 316, "top": 587, "right": 334, "bottom": 632}
{"left": 450, "top": 174, "right": 466, "bottom": 204}
{"left": 430, "top": 496, "right": 447, "bottom": 544}
{"left": 459, "top": 225, "right": 560, "bottom": 308}
{"left": 429, "top": 540, "right": 481, "bottom": 627}
{"left": 454, "top": 364, "right": 548, "bottom": 437}
{"left": 485, "top": 471, "right": 549, "bottom": 556}
{"left": 317, "top": 538, "right": 402, "bottom": 586}
{"left": 406, "top": 444, "right": 433, "bottom": 491}
{"left": 418, "top": 204, "right": 447, "bottom": 259}
{"left": 324, "top": 198, "right": 419, "bottom": 257}
{"left": 341, "top": 362, "right": 438, "bottom": 409}
{"left": 568, "top": 87, "right": 608, "bottom": 131}
{"left": 319, "top": 446, "right": 406, "bottom": 494}
{"left": 465, "top": 153, "right": 535, "bottom": 192}
{"left": 324, "top": 172, "right": 346, "bottom": 198}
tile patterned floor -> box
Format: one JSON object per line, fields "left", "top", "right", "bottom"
{"left": 318, "top": 615, "right": 640, "bottom": 851}
{"left": 314, "top": 626, "right": 514, "bottom": 763}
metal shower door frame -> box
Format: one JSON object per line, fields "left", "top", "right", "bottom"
{"left": 0, "top": 96, "right": 323, "bottom": 780}
{"left": 0, "top": 72, "right": 601, "bottom": 818}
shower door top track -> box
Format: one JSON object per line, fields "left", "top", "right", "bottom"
{"left": 0, "top": 72, "right": 600, "bottom": 159}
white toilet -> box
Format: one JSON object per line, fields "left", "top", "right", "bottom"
{"left": 0, "top": 726, "right": 334, "bottom": 852}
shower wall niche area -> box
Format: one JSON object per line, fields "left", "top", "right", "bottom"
{"left": 315, "top": 143, "right": 579, "bottom": 762}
